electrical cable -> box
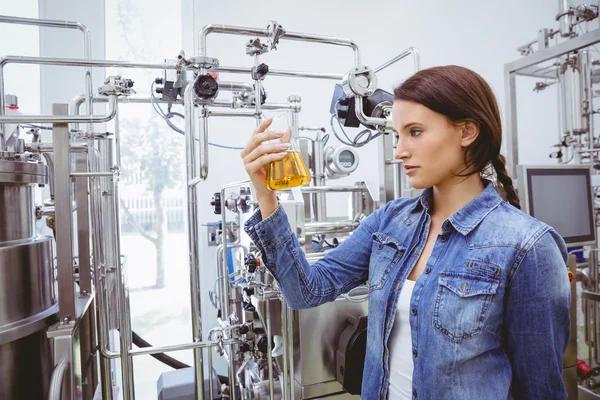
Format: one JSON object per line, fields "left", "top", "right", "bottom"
{"left": 150, "top": 81, "right": 244, "bottom": 150}
{"left": 329, "top": 113, "right": 382, "bottom": 148}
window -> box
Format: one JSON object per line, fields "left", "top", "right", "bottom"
{"left": 105, "top": 1, "right": 190, "bottom": 398}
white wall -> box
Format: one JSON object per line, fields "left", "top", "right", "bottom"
{"left": 38, "top": 0, "right": 106, "bottom": 115}
{"left": 0, "top": 1, "right": 40, "bottom": 113}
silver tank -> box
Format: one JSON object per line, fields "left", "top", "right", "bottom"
{"left": 0, "top": 158, "right": 56, "bottom": 399}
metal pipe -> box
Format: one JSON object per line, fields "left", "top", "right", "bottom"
{"left": 0, "top": 95, "right": 117, "bottom": 123}
{"left": 287, "top": 305, "right": 294, "bottom": 398}
{"left": 208, "top": 348, "right": 213, "bottom": 399}
{"left": 71, "top": 171, "right": 114, "bottom": 177}
{"left": 211, "top": 99, "right": 292, "bottom": 111}
{"left": 53, "top": 104, "right": 77, "bottom": 322}
{"left": 219, "top": 187, "right": 236, "bottom": 400}
{"left": 114, "top": 169, "right": 135, "bottom": 399}
{"left": 28, "top": 142, "right": 88, "bottom": 153}
{"left": 282, "top": 185, "right": 367, "bottom": 194}
{"left": 205, "top": 109, "right": 256, "bottom": 118}
{"left": 312, "top": 131, "right": 326, "bottom": 222}
{"left": 219, "top": 81, "right": 254, "bottom": 92}
{"left": 48, "top": 358, "right": 69, "bottom": 400}
{"left": 373, "top": 46, "right": 421, "bottom": 74}
{"left": 354, "top": 95, "right": 387, "bottom": 127}
{"left": 281, "top": 301, "right": 290, "bottom": 400}
{"left": 216, "top": 65, "right": 344, "bottom": 80}
{"left": 0, "top": 55, "right": 189, "bottom": 70}
{"left": 0, "top": 16, "right": 92, "bottom": 150}
{"left": 558, "top": 0, "right": 573, "bottom": 37}
{"left": 198, "top": 23, "right": 361, "bottom": 67}
{"left": 266, "top": 298, "right": 275, "bottom": 399}
{"left": 254, "top": 54, "right": 263, "bottom": 123}
{"left": 304, "top": 221, "right": 359, "bottom": 236}
{"left": 129, "top": 339, "right": 239, "bottom": 357}
{"left": 184, "top": 83, "right": 206, "bottom": 400}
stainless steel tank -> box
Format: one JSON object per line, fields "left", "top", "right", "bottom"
{"left": 0, "top": 158, "right": 57, "bottom": 399}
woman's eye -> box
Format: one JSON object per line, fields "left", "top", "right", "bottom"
{"left": 410, "top": 128, "right": 422, "bottom": 137}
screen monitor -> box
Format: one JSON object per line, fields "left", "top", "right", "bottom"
{"left": 517, "top": 165, "right": 595, "bottom": 247}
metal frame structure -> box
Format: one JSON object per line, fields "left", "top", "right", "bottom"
{"left": 0, "top": 13, "right": 420, "bottom": 400}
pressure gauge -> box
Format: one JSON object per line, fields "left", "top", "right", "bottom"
{"left": 325, "top": 146, "right": 359, "bottom": 178}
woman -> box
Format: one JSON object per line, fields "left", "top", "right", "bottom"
{"left": 240, "top": 65, "right": 571, "bottom": 400}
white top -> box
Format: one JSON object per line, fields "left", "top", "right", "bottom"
{"left": 387, "top": 279, "right": 416, "bottom": 400}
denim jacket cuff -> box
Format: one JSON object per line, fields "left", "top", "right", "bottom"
{"left": 243, "top": 205, "right": 294, "bottom": 253}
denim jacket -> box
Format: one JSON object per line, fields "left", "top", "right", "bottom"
{"left": 244, "top": 181, "right": 571, "bottom": 400}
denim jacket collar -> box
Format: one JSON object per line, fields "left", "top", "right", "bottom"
{"left": 406, "top": 179, "right": 504, "bottom": 236}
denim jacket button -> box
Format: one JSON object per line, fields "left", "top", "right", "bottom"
{"left": 413, "top": 389, "right": 417, "bottom": 398}
{"left": 412, "top": 349, "right": 418, "bottom": 358}
{"left": 411, "top": 308, "right": 417, "bottom": 316}
{"left": 424, "top": 267, "right": 431, "bottom": 274}
{"left": 440, "top": 235, "right": 448, "bottom": 242}
{"left": 378, "top": 243, "right": 383, "bottom": 249}
{"left": 261, "top": 230, "right": 267, "bottom": 236}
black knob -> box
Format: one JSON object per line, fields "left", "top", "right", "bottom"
{"left": 239, "top": 325, "right": 250, "bottom": 335}
{"left": 257, "top": 336, "right": 269, "bottom": 354}
{"left": 245, "top": 254, "right": 259, "bottom": 273}
{"left": 194, "top": 74, "right": 219, "bottom": 100}
{"left": 251, "top": 63, "right": 269, "bottom": 81}
{"left": 337, "top": 110, "right": 348, "bottom": 119}
{"left": 156, "top": 87, "right": 164, "bottom": 94}
{"left": 210, "top": 193, "right": 221, "bottom": 215}
{"left": 338, "top": 97, "right": 350, "bottom": 106}
{"left": 240, "top": 343, "right": 251, "bottom": 353}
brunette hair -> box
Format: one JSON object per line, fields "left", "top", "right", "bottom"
{"left": 393, "top": 65, "right": 520, "bottom": 209}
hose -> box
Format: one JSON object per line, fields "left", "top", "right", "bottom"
{"left": 131, "top": 331, "right": 230, "bottom": 385}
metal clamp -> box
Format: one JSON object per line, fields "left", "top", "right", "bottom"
{"left": 188, "top": 55, "right": 220, "bottom": 69}
{"left": 342, "top": 66, "right": 378, "bottom": 97}
{"left": 246, "top": 38, "right": 269, "bottom": 56}
{"left": 98, "top": 75, "right": 135, "bottom": 96}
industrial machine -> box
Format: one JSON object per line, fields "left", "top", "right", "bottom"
{"left": 505, "top": 1, "right": 600, "bottom": 398}
{"left": 0, "top": 14, "right": 419, "bottom": 400}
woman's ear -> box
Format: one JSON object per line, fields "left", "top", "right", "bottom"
{"left": 460, "top": 120, "right": 480, "bottom": 147}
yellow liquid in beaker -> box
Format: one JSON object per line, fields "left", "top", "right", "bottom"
{"left": 266, "top": 151, "right": 311, "bottom": 190}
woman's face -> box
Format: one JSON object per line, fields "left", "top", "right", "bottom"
{"left": 391, "top": 100, "right": 470, "bottom": 190}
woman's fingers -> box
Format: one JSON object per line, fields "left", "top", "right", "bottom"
{"left": 243, "top": 142, "right": 291, "bottom": 166}
{"left": 245, "top": 151, "right": 287, "bottom": 175}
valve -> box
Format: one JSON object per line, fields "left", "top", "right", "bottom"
{"left": 210, "top": 193, "right": 222, "bottom": 215}
{"left": 194, "top": 74, "right": 219, "bottom": 103}
{"left": 240, "top": 343, "right": 251, "bottom": 353}
{"left": 245, "top": 254, "right": 260, "bottom": 273}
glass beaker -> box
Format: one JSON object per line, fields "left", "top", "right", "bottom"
{"left": 264, "top": 112, "right": 311, "bottom": 191}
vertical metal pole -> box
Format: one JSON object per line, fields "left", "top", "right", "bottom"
{"left": 207, "top": 349, "right": 213, "bottom": 399}
{"left": 53, "top": 103, "right": 77, "bottom": 322}
{"left": 280, "top": 301, "right": 289, "bottom": 400}
{"left": 505, "top": 71, "right": 519, "bottom": 177}
{"left": 287, "top": 306, "right": 295, "bottom": 399}
{"left": 254, "top": 54, "right": 262, "bottom": 123}
{"left": 72, "top": 96, "right": 114, "bottom": 399}
{"left": 0, "top": 64, "right": 5, "bottom": 151}
{"left": 266, "top": 297, "right": 275, "bottom": 399}
{"left": 76, "top": 153, "right": 92, "bottom": 295}
{"left": 184, "top": 84, "right": 205, "bottom": 400}
{"left": 312, "top": 131, "right": 326, "bottom": 222}
{"left": 114, "top": 171, "right": 135, "bottom": 399}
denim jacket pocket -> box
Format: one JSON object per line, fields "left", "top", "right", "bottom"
{"left": 368, "top": 232, "right": 405, "bottom": 292}
{"left": 433, "top": 273, "right": 500, "bottom": 342}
